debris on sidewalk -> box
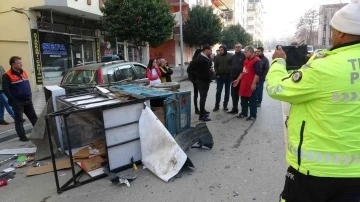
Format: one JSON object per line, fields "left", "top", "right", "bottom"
{"left": 104, "top": 168, "right": 138, "bottom": 188}
{"left": 0, "top": 179, "right": 8, "bottom": 187}
{"left": 0, "top": 171, "right": 16, "bottom": 181}
{"left": 8, "top": 154, "right": 35, "bottom": 168}
{"left": 26, "top": 159, "right": 71, "bottom": 176}
{"left": 0, "top": 155, "right": 17, "bottom": 166}
{"left": 0, "top": 148, "right": 37, "bottom": 155}
{"left": 2, "top": 168, "right": 15, "bottom": 173}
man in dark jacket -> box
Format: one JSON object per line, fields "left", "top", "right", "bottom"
{"left": 255, "top": 47, "right": 269, "bottom": 107}
{"left": 195, "top": 45, "right": 213, "bottom": 121}
{"left": 3, "top": 56, "right": 38, "bottom": 142}
{"left": 213, "top": 45, "right": 233, "bottom": 111}
{"left": 228, "top": 43, "right": 245, "bottom": 114}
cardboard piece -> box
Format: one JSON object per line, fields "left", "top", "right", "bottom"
{"left": 26, "top": 159, "right": 71, "bottom": 176}
{"left": 73, "top": 147, "right": 90, "bottom": 159}
{"left": 152, "top": 107, "right": 165, "bottom": 125}
{"left": 79, "top": 156, "right": 106, "bottom": 172}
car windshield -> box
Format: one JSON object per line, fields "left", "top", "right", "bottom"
{"left": 62, "top": 69, "right": 97, "bottom": 84}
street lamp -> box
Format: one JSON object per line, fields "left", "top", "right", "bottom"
{"left": 179, "top": 0, "right": 184, "bottom": 77}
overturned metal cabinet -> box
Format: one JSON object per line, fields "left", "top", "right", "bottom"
{"left": 110, "top": 84, "right": 192, "bottom": 137}
{"left": 46, "top": 90, "right": 149, "bottom": 193}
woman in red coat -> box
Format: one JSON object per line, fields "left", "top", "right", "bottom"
{"left": 146, "top": 59, "right": 161, "bottom": 86}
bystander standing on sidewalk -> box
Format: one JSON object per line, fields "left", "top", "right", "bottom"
{"left": 255, "top": 47, "right": 269, "bottom": 107}
{"left": 213, "top": 45, "right": 233, "bottom": 111}
{"left": 0, "top": 65, "right": 15, "bottom": 125}
{"left": 2, "top": 56, "right": 38, "bottom": 142}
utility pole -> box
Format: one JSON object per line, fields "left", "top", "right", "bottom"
{"left": 180, "top": 0, "right": 185, "bottom": 77}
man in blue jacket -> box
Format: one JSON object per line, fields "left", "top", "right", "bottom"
{"left": 3, "top": 56, "right": 38, "bottom": 142}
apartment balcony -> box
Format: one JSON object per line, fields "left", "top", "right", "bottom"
{"left": 167, "top": 0, "right": 190, "bottom": 6}
{"left": 212, "top": 0, "right": 231, "bottom": 11}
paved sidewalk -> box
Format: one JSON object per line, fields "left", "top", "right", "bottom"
{"left": 0, "top": 67, "right": 189, "bottom": 143}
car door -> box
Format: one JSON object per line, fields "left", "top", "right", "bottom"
{"left": 115, "top": 64, "right": 138, "bottom": 82}
{"left": 132, "top": 63, "right": 148, "bottom": 84}
{"left": 105, "top": 67, "right": 117, "bottom": 83}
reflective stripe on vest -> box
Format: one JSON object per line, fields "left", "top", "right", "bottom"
{"left": 288, "top": 143, "right": 360, "bottom": 165}
{"left": 5, "top": 70, "right": 29, "bottom": 84}
{"left": 332, "top": 91, "right": 359, "bottom": 102}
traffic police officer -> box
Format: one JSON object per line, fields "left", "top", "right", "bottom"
{"left": 266, "top": 1, "right": 360, "bottom": 201}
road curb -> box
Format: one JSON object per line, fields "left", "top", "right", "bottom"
{"left": 176, "top": 77, "right": 189, "bottom": 82}
{"left": 0, "top": 124, "right": 33, "bottom": 143}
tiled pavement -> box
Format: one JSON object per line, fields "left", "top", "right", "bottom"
{"left": 0, "top": 66, "right": 188, "bottom": 142}
{"left": 0, "top": 92, "right": 46, "bottom": 142}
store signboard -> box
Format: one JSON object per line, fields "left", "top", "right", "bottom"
{"left": 30, "top": 29, "right": 43, "bottom": 85}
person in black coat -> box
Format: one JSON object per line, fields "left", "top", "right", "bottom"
{"left": 187, "top": 49, "right": 202, "bottom": 114}
{"left": 194, "top": 45, "right": 214, "bottom": 121}
{"left": 228, "top": 43, "right": 245, "bottom": 114}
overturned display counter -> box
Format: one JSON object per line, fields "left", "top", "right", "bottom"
{"left": 45, "top": 90, "right": 149, "bottom": 193}
{"left": 110, "top": 84, "right": 192, "bottom": 136}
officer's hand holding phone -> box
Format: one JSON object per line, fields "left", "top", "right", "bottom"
{"left": 273, "top": 45, "right": 287, "bottom": 60}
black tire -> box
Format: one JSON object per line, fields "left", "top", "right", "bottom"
{"left": 175, "top": 123, "right": 214, "bottom": 152}
{"left": 153, "top": 82, "right": 180, "bottom": 89}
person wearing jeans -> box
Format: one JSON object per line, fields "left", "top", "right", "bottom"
{"left": 213, "top": 45, "right": 232, "bottom": 111}
{"left": 3, "top": 56, "right": 38, "bottom": 142}
{"left": 0, "top": 93, "right": 15, "bottom": 125}
{"left": 0, "top": 65, "right": 15, "bottom": 125}
{"left": 255, "top": 47, "right": 269, "bottom": 107}
{"left": 232, "top": 46, "right": 262, "bottom": 121}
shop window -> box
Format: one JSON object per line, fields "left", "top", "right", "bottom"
{"left": 83, "top": 40, "right": 95, "bottom": 64}
{"left": 39, "top": 32, "right": 71, "bottom": 86}
{"left": 72, "top": 39, "right": 96, "bottom": 66}
{"left": 101, "top": 37, "right": 117, "bottom": 58}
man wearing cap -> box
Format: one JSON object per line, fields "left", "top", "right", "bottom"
{"left": 266, "top": 1, "right": 360, "bottom": 201}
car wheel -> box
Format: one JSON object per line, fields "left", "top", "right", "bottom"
{"left": 153, "top": 82, "right": 180, "bottom": 89}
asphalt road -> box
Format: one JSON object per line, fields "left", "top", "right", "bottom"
{"left": 0, "top": 53, "right": 288, "bottom": 202}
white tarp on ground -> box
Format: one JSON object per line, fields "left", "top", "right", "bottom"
{"left": 139, "top": 106, "right": 187, "bottom": 182}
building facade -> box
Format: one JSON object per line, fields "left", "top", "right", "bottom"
{"left": 149, "top": 0, "right": 193, "bottom": 67}
{"left": 0, "top": 0, "right": 149, "bottom": 91}
{"left": 247, "top": 0, "right": 264, "bottom": 46}
{"left": 317, "top": 3, "right": 347, "bottom": 48}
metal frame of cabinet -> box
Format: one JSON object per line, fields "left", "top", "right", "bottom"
{"left": 110, "top": 84, "right": 191, "bottom": 137}
{"left": 45, "top": 91, "right": 148, "bottom": 193}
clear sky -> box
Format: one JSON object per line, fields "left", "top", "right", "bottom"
{"left": 262, "top": 0, "right": 352, "bottom": 41}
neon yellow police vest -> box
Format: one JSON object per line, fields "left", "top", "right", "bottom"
{"left": 266, "top": 42, "right": 360, "bottom": 177}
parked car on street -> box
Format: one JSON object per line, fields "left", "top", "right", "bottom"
{"left": 60, "top": 61, "right": 149, "bottom": 93}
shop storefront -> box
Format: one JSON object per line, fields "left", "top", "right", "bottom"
{"left": 30, "top": 10, "right": 100, "bottom": 86}
{"left": 99, "top": 36, "right": 141, "bottom": 63}
{"left": 38, "top": 32, "right": 71, "bottom": 85}
{"left": 30, "top": 10, "right": 149, "bottom": 86}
